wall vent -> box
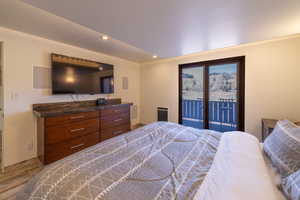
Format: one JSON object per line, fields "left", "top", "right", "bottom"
{"left": 157, "top": 107, "right": 168, "bottom": 121}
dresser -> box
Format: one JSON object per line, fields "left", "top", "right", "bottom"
{"left": 34, "top": 100, "right": 132, "bottom": 164}
{"left": 100, "top": 105, "right": 131, "bottom": 141}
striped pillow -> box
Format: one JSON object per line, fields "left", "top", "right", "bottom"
{"left": 282, "top": 170, "right": 300, "bottom": 200}
{"left": 263, "top": 120, "right": 300, "bottom": 177}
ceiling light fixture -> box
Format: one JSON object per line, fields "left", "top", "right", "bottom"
{"left": 102, "top": 35, "right": 109, "bottom": 40}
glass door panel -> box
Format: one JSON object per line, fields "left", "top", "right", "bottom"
{"left": 181, "top": 66, "right": 204, "bottom": 129}
{"left": 208, "top": 63, "right": 238, "bottom": 131}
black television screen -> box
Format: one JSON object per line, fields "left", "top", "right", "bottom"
{"left": 51, "top": 54, "right": 114, "bottom": 94}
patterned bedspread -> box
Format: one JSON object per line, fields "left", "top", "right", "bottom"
{"left": 18, "top": 122, "right": 222, "bottom": 200}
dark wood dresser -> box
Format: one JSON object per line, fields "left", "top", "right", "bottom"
{"left": 100, "top": 105, "right": 131, "bottom": 141}
{"left": 34, "top": 100, "right": 132, "bottom": 164}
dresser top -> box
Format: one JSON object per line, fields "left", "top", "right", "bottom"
{"left": 33, "top": 99, "right": 132, "bottom": 118}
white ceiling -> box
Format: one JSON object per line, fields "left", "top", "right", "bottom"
{"left": 0, "top": 0, "right": 152, "bottom": 62}
{"left": 1, "top": 0, "right": 300, "bottom": 62}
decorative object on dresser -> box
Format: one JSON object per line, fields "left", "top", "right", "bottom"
{"left": 33, "top": 98, "right": 132, "bottom": 164}
{"left": 96, "top": 98, "right": 108, "bottom": 105}
{"left": 262, "top": 119, "right": 300, "bottom": 142}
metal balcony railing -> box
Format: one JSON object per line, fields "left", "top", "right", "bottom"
{"left": 182, "top": 99, "right": 237, "bottom": 132}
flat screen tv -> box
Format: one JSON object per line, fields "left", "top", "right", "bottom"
{"left": 51, "top": 54, "right": 114, "bottom": 94}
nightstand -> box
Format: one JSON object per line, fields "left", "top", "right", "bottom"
{"left": 262, "top": 119, "right": 278, "bottom": 142}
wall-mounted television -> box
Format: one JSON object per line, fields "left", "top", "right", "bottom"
{"left": 51, "top": 54, "right": 114, "bottom": 94}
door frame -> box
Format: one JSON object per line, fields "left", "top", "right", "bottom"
{"left": 178, "top": 56, "right": 245, "bottom": 131}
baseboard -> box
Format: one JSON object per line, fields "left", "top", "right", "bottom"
{"left": 131, "top": 123, "right": 146, "bottom": 130}
{"left": 0, "top": 158, "right": 42, "bottom": 183}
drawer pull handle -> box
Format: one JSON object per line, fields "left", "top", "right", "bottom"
{"left": 114, "top": 110, "right": 121, "bottom": 113}
{"left": 114, "top": 118, "right": 122, "bottom": 122}
{"left": 70, "top": 116, "right": 85, "bottom": 120}
{"left": 112, "top": 130, "right": 123, "bottom": 135}
{"left": 71, "top": 143, "right": 85, "bottom": 149}
{"left": 70, "top": 128, "right": 85, "bottom": 133}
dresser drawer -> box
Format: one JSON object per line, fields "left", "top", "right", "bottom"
{"left": 101, "top": 112, "right": 130, "bottom": 129}
{"left": 101, "top": 105, "right": 130, "bottom": 117}
{"left": 45, "top": 132, "right": 99, "bottom": 164}
{"left": 101, "top": 124, "right": 131, "bottom": 141}
{"left": 45, "top": 118, "right": 99, "bottom": 144}
{"left": 45, "top": 111, "right": 99, "bottom": 127}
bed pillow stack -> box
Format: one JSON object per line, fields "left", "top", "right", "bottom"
{"left": 263, "top": 120, "right": 300, "bottom": 200}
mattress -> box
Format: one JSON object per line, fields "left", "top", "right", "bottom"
{"left": 18, "top": 122, "right": 284, "bottom": 200}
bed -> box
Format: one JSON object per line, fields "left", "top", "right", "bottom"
{"left": 18, "top": 122, "right": 287, "bottom": 200}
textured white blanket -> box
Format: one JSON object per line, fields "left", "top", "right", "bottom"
{"left": 194, "top": 131, "right": 282, "bottom": 200}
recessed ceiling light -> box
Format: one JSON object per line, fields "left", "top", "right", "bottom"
{"left": 102, "top": 35, "right": 109, "bottom": 40}
{"left": 153, "top": 55, "right": 158, "bottom": 59}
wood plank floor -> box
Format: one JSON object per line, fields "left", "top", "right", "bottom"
{"left": 0, "top": 184, "right": 25, "bottom": 200}
{"left": 0, "top": 158, "right": 42, "bottom": 200}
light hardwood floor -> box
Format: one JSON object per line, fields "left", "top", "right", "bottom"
{"left": 0, "top": 184, "right": 25, "bottom": 200}
{"left": 0, "top": 158, "right": 42, "bottom": 200}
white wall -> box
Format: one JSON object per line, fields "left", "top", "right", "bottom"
{"left": 0, "top": 27, "right": 141, "bottom": 167}
{"left": 140, "top": 35, "right": 300, "bottom": 140}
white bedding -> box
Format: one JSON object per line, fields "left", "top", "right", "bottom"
{"left": 262, "top": 144, "right": 287, "bottom": 200}
{"left": 194, "top": 131, "right": 286, "bottom": 200}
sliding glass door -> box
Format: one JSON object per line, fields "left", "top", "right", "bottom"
{"left": 179, "top": 57, "right": 245, "bottom": 132}
{"left": 181, "top": 66, "right": 204, "bottom": 129}
{"left": 208, "top": 63, "right": 238, "bottom": 131}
